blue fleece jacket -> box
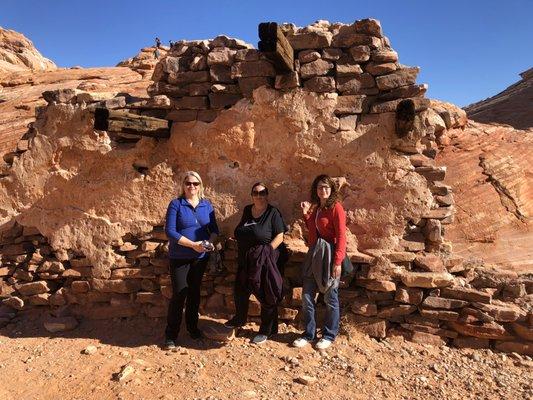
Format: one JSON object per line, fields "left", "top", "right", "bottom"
{"left": 165, "top": 197, "right": 219, "bottom": 259}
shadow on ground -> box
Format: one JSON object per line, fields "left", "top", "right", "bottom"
{"left": 0, "top": 310, "right": 302, "bottom": 350}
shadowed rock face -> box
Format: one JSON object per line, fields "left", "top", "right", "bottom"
{"left": 464, "top": 68, "right": 533, "bottom": 130}
{"left": 0, "top": 27, "right": 56, "bottom": 74}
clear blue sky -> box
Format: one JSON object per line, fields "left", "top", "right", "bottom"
{"left": 2, "top": 0, "right": 532, "bottom": 107}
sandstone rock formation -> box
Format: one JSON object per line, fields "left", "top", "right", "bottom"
{"left": 440, "top": 67, "right": 532, "bottom": 272}
{"left": 465, "top": 68, "right": 533, "bottom": 130}
{"left": 0, "top": 67, "right": 151, "bottom": 159}
{"left": 0, "top": 21, "right": 531, "bottom": 355}
{"left": 0, "top": 27, "right": 56, "bottom": 74}
{"left": 117, "top": 46, "right": 169, "bottom": 78}
{"left": 437, "top": 120, "right": 532, "bottom": 271}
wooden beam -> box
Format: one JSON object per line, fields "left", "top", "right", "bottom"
{"left": 94, "top": 108, "right": 171, "bottom": 139}
{"left": 258, "top": 22, "right": 294, "bottom": 72}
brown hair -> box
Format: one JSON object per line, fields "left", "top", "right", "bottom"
{"left": 310, "top": 174, "right": 339, "bottom": 209}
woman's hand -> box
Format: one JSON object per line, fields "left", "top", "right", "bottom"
{"left": 300, "top": 201, "right": 312, "bottom": 216}
{"left": 191, "top": 241, "right": 205, "bottom": 253}
{"left": 332, "top": 264, "right": 342, "bottom": 279}
{"left": 270, "top": 232, "right": 284, "bottom": 250}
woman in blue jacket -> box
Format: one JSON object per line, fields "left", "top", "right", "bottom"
{"left": 164, "top": 171, "right": 219, "bottom": 349}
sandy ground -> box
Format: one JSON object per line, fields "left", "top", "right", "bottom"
{"left": 0, "top": 311, "right": 531, "bottom": 400}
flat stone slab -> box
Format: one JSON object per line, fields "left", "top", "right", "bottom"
{"left": 401, "top": 272, "right": 455, "bottom": 288}
{"left": 203, "top": 321, "right": 236, "bottom": 342}
{"left": 43, "top": 316, "right": 79, "bottom": 333}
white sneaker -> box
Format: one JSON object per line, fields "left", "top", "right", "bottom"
{"left": 316, "top": 338, "right": 332, "bottom": 350}
{"left": 292, "top": 338, "right": 310, "bottom": 348}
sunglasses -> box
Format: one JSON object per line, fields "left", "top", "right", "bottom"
{"left": 185, "top": 181, "right": 200, "bottom": 187}
{"left": 251, "top": 189, "right": 268, "bottom": 196}
{"left": 317, "top": 185, "right": 331, "bottom": 190}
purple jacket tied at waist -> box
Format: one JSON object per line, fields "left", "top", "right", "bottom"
{"left": 239, "top": 244, "right": 283, "bottom": 306}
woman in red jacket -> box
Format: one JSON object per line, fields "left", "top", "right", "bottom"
{"left": 293, "top": 174, "right": 346, "bottom": 350}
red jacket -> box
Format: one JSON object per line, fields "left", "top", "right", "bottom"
{"left": 304, "top": 202, "right": 347, "bottom": 265}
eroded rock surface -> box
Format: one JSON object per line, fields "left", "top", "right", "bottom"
{"left": 437, "top": 121, "right": 532, "bottom": 271}
{"left": 117, "top": 46, "right": 169, "bottom": 79}
{"left": 0, "top": 27, "right": 56, "bottom": 74}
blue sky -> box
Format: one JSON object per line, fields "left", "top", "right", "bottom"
{"left": 2, "top": 0, "right": 531, "bottom": 107}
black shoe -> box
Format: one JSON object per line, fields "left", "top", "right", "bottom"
{"left": 189, "top": 329, "right": 204, "bottom": 340}
{"left": 224, "top": 318, "right": 244, "bottom": 329}
{"left": 163, "top": 338, "right": 176, "bottom": 350}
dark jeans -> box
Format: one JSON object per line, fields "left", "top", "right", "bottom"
{"left": 165, "top": 257, "right": 207, "bottom": 341}
{"left": 233, "top": 269, "right": 279, "bottom": 336}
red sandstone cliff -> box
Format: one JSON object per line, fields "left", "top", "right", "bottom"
{"left": 464, "top": 68, "right": 533, "bottom": 130}
{"left": 434, "top": 69, "right": 533, "bottom": 271}
{"left": 437, "top": 121, "right": 532, "bottom": 271}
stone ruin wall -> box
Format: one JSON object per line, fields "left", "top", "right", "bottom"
{"left": 0, "top": 19, "right": 531, "bottom": 355}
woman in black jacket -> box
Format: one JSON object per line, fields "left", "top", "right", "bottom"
{"left": 225, "top": 182, "right": 288, "bottom": 344}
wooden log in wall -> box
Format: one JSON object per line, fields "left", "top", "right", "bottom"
{"left": 94, "top": 108, "right": 171, "bottom": 139}
{"left": 258, "top": 22, "right": 294, "bottom": 72}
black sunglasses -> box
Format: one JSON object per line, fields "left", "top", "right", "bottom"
{"left": 251, "top": 189, "right": 268, "bottom": 196}
{"left": 185, "top": 181, "right": 200, "bottom": 187}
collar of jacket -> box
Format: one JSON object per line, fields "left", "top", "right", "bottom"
{"left": 177, "top": 197, "right": 208, "bottom": 208}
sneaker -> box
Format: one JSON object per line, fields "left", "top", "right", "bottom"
{"left": 189, "top": 329, "right": 204, "bottom": 340}
{"left": 316, "top": 338, "right": 332, "bottom": 350}
{"left": 224, "top": 318, "right": 244, "bottom": 329}
{"left": 292, "top": 337, "right": 310, "bottom": 348}
{"left": 251, "top": 334, "right": 268, "bottom": 344}
{"left": 163, "top": 339, "right": 176, "bottom": 350}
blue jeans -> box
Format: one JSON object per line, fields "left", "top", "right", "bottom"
{"left": 301, "top": 277, "right": 340, "bottom": 341}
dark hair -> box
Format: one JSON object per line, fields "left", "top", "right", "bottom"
{"left": 310, "top": 174, "right": 339, "bottom": 209}
{"left": 250, "top": 182, "right": 269, "bottom": 195}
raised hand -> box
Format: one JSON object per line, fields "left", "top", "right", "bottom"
{"left": 300, "top": 201, "right": 312, "bottom": 216}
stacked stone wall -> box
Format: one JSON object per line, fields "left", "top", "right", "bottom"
{"left": 149, "top": 20, "right": 431, "bottom": 130}
{"left": 1, "top": 218, "right": 532, "bottom": 355}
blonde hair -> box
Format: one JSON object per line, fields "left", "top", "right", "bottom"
{"left": 179, "top": 171, "right": 205, "bottom": 199}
